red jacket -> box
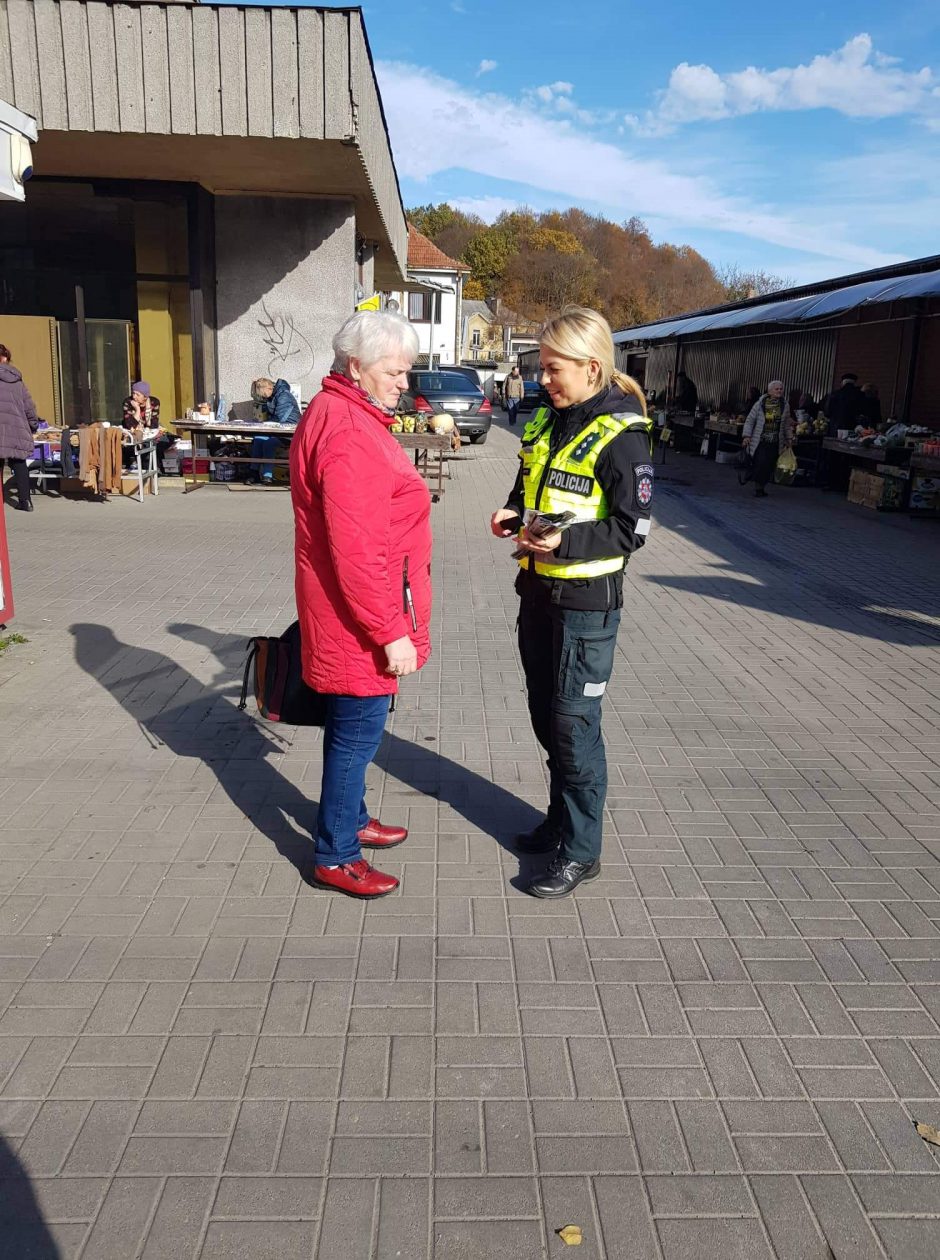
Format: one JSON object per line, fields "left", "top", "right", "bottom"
{"left": 290, "top": 373, "right": 433, "bottom": 697}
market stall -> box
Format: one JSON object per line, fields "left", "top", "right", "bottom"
{"left": 174, "top": 412, "right": 457, "bottom": 498}
{"left": 173, "top": 418, "right": 296, "bottom": 492}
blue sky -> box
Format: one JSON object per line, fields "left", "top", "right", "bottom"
{"left": 248, "top": 1, "right": 940, "bottom": 283}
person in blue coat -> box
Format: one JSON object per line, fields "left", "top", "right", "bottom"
{"left": 251, "top": 377, "right": 300, "bottom": 482}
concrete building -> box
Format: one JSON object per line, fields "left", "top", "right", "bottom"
{"left": 0, "top": 0, "right": 407, "bottom": 421}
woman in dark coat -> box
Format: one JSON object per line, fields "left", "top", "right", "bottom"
{"left": 0, "top": 345, "right": 38, "bottom": 512}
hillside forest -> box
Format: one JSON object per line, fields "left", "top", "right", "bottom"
{"left": 408, "top": 203, "right": 789, "bottom": 329}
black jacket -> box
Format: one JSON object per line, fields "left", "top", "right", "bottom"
{"left": 504, "top": 384, "right": 653, "bottom": 610}
{"left": 825, "top": 382, "right": 864, "bottom": 430}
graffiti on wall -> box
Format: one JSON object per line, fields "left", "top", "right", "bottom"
{"left": 258, "top": 300, "right": 315, "bottom": 382}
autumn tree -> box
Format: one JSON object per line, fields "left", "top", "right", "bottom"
{"left": 409, "top": 202, "right": 770, "bottom": 330}
{"left": 717, "top": 264, "right": 793, "bottom": 301}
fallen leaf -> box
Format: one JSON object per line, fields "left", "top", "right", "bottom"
{"left": 914, "top": 1120, "right": 940, "bottom": 1147}
{"left": 557, "top": 1225, "right": 583, "bottom": 1246}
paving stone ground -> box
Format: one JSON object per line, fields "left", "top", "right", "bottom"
{"left": 1, "top": 415, "right": 940, "bottom": 1259}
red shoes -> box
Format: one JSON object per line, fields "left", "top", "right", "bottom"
{"left": 311, "top": 821, "right": 407, "bottom": 898}
{"left": 356, "top": 818, "right": 408, "bottom": 849}
{"left": 313, "top": 860, "right": 399, "bottom": 899}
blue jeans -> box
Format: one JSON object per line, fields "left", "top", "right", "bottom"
{"left": 507, "top": 400, "right": 519, "bottom": 425}
{"left": 250, "top": 435, "right": 287, "bottom": 479}
{"left": 316, "top": 694, "right": 391, "bottom": 866}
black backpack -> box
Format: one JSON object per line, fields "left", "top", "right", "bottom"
{"left": 238, "top": 621, "right": 328, "bottom": 726}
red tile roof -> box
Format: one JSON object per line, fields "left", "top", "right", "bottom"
{"left": 407, "top": 223, "right": 470, "bottom": 272}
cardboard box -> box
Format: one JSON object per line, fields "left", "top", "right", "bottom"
{"left": 847, "top": 468, "right": 883, "bottom": 509}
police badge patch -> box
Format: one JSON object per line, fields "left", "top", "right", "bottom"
{"left": 634, "top": 463, "right": 654, "bottom": 508}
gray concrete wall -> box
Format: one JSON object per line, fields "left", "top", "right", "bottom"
{"left": 0, "top": 1, "right": 407, "bottom": 276}
{"left": 214, "top": 195, "right": 354, "bottom": 407}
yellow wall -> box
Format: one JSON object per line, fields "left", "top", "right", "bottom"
{"left": 134, "top": 200, "right": 193, "bottom": 419}
{"left": 0, "top": 315, "right": 58, "bottom": 421}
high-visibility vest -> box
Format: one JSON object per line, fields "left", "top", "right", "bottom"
{"left": 519, "top": 405, "right": 653, "bottom": 580}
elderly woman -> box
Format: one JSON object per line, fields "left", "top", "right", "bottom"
{"left": 741, "top": 379, "right": 794, "bottom": 498}
{"left": 290, "top": 311, "right": 432, "bottom": 899}
{"left": 0, "top": 344, "right": 39, "bottom": 512}
{"left": 251, "top": 376, "right": 300, "bottom": 483}
{"left": 491, "top": 307, "right": 653, "bottom": 898}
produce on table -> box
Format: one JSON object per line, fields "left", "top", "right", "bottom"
{"left": 389, "top": 419, "right": 403, "bottom": 433}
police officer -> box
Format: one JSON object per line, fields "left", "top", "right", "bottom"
{"left": 490, "top": 306, "right": 653, "bottom": 898}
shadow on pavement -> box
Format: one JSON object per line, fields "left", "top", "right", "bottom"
{"left": 69, "top": 623, "right": 540, "bottom": 873}
{"left": 0, "top": 1136, "right": 61, "bottom": 1259}
{"left": 649, "top": 480, "right": 940, "bottom": 648}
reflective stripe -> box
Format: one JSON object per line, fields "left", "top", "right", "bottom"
{"left": 634, "top": 517, "right": 651, "bottom": 536}
{"left": 521, "top": 408, "right": 653, "bottom": 580}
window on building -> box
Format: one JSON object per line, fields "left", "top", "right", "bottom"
{"left": 407, "top": 290, "right": 442, "bottom": 322}
{"left": 471, "top": 328, "right": 481, "bottom": 348}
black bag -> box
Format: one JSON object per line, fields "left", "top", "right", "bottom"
{"left": 238, "top": 621, "right": 328, "bottom": 726}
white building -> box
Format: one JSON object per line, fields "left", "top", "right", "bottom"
{"left": 388, "top": 225, "right": 468, "bottom": 367}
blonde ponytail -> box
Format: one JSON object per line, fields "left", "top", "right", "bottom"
{"left": 541, "top": 306, "right": 646, "bottom": 415}
{"left": 611, "top": 369, "right": 647, "bottom": 415}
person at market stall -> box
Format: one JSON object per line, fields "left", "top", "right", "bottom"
{"left": 250, "top": 376, "right": 300, "bottom": 483}
{"left": 861, "top": 383, "right": 883, "bottom": 427}
{"left": 796, "top": 390, "right": 816, "bottom": 419}
{"left": 744, "top": 385, "right": 761, "bottom": 412}
{"left": 822, "top": 372, "right": 864, "bottom": 433}
{"left": 741, "top": 379, "right": 794, "bottom": 498}
{"left": 121, "top": 381, "right": 172, "bottom": 473}
{"left": 674, "top": 371, "right": 698, "bottom": 412}
{"left": 490, "top": 306, "right": 653, "bottom": 899}
{"left": 290, "top": 310, "right": 432, "bottom": 900}
{"left": 0, "top": 343, "right": 39, "bottom": 512}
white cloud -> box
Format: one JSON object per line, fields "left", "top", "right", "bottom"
{"left": 524, "top": 79, "right": 613, "bottom": 126}
{"left": 477, "top": 59, "right": 497, "bottom": 76}
{"left": 632, "top": 35, "right": 937, "bottom": 134}
{"left": 377, "top": 60, "right": 901, "bottom": 270}
{"left": 449, "top": 195, "right": 525, "bottom": 223}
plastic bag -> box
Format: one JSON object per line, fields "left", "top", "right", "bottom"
{"left": 774, "top": 447, "right": 797, "bottom": 486}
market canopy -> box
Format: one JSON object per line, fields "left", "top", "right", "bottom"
{"left": 614, "top": 265, "right": 940, "bottom": 345}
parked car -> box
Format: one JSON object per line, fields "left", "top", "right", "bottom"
{"left": 400, "top": 370, "right": 492, "bottom": 444}
{"left": 518, "top": 380, "right": 544, "bottom": 413}
{"left": 438, "top": 364, "right": 483, "bottom": 389}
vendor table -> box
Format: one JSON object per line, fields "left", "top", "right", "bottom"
{"left": 821, "top": 438, "right": 911, "bottom": 491}
{"left": 176, "top": 421, "right": 451, "bottom": 499}
{"left": 392, "top": 432, "right": 451, "bottom": 501}
{"left": 175, "top": 420, "right": 297, "bottom": 492}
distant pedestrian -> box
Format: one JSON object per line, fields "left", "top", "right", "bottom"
{"left": 741, "top": 379, "right": 794, "bottom": 498}
{"left": 504, "top": 365, "right": 524, "bottom": 426}
{"left": 0, "top": 344, "right": 39, "bottom": 512}
{"left": 291, "top": 310, "right": 431, "bottom": 900}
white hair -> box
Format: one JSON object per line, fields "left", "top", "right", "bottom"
{"left": 332, "top": 310, "right": 419, "bottom": 373}
{"left": 768, "top": 379, "right": 784, "bottom": 390}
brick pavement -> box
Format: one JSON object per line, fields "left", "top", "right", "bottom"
{"left": 1, "top": 418, "right": 939, "bottom": 1258}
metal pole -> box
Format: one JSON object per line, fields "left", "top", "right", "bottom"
{"left": 901, "top": 315, "right": 922, "bottom": 425}
{"left": 75, "top": 283, "right": 91, "bottom": 424}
